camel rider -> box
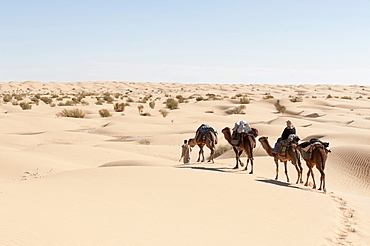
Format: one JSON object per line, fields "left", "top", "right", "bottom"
{"left": 231, "top": 121, "right": 257, "bottom": 147}
{"left": 273, "top": 120, "right": 296, "bottom": 154}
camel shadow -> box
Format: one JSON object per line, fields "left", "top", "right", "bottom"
{"left": 177, "top": 165, "right": 241, "bottom": 174}
{"left": 255, "top": 177, "right": 312, "bottom": 191}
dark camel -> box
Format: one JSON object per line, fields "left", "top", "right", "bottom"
{"left": 188, "top": 131, "right": 218, "bottom": 163}
{"left": 221, "top": 127, "right": 254, "bottom": 174}
{"left": 258, "top": 136, "right": 303, "bottom": 184}
{"left": 298, "top": 143, "right": 328, "bottom": 192}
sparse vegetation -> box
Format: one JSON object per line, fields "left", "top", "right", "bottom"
{"left": 290, "top": 96, "right": 303, "bottom": 102}
{"left": 227, "top": 105, "right": 246, "bottom": 114}
{"left": 20, "top": 102, "right": 32, "bottom": 110}
{"left": 3, "top": 94, "right": 12, "bottom": 103}
{"left": 159, "top": 109, "right": 169, "bottom": 118}
{"left": 341, "top": 96, "right": 352, "bottom": 100}
{"left": 114, "top": 103, "right": 125, "bottom": 112}
{"left": 214, "top": 144, "right": 232, "bottom": 158}
{"left": 149, "top": 100, "right": 155, "bottom": 109}
{"left": 56, "top": 108, "right": 85, "bottom": 118}
{"left": 263, "top": 93, "right": 274, "bottom": 99}
{"left": 276, "top": 105, "right": 286, "bottom": 114}
{"left": 165, "top": 98, "right": 179, "bottom": 110}
{"left": 326, "top": 94, "right": 333, "bottom": 99}
{"left": 240, "top": 96, "right": 250, "bottom": 104}
{"left": 99, "top": 109, "right": 112, "bottom": 117}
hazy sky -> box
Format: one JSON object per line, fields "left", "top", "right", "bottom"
{"left": 1, "top": 0, "right": 370, "bottom": 84}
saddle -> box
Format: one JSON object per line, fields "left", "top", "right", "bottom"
{"left": 298, "top": 139, "right": 330, "bottom": 159}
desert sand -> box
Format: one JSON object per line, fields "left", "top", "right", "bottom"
{"left": 0, "top": 81, "right": 369, "bottom": 245}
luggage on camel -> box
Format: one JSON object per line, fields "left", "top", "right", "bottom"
{"left": 231, "top": 128, "right": 258, "bottom": 147}
{"left": 195, "top": 124, "right": 218, "bottom": 143}
{"left": 298, "top": 139, "right": 330, "bottom": 159}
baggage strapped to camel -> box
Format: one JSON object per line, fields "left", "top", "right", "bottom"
{"left": 195, "top": 124, "right": 218, "bottom": 143}
{"left": 231, "top": 121, "right": 258, "bottom": 147}
{"left": 298, "top": 138, "right": 330, "bottom": 159}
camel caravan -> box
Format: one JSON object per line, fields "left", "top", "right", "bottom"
{"left": 184, "top": 120, "right": 331, "bottom": 192}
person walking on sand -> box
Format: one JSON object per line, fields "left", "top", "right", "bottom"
{"left": 179, "top": 139, "right": 191, "bottom": 164}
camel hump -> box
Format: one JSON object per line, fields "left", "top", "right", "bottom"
{"left": 196, "top": 124, "right": 218, "bottom": 137}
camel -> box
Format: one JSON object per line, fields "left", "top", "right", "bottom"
{"left": 221, "top": 127, "right": 254, "bottom": 173}
{"left": 258, "top": 136, "right": 303, "bottom": 184}
{"left": 188, "top": 130, "right": 218, "bottom": 163}
{"left": 298, "top": 143, "right": 328, "bottom": 192}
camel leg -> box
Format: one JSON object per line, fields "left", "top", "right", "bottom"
{"left": 284, "top": 161, "right": 290, "bottom": 183}
{"left": 274, "top": 158, "right": 279, "bottom": 180}
{"left": 318, "top": 168, "right": 326, "bottom": 192}
{"left": 248, "top": 158, "right": 253, "bottom": 174}
{"left": 232, "top": 147, "right": 239, "bottom": 169}
{"left": 311, "top": 168, "right": 316, "bottom": 189}
{"left": 305, "top": 167, "right": 312, "bottom": 187}
{"left": 208, "top": 147, "right": 214, "bottom": 163}
{"left": 298, "top": 160, "right": 304, "bottom": 184}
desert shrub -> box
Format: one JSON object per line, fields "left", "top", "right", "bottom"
{"left": 12, "top": 101, "right": 19, "bottom": 105}
{"left": 196, "top": 96, "right": 204, "bottom": 101}
{"left": 341, "top": 96, "right": 352, "bottom": 100}
{"left": 149, "top": 101, "right": 155, "bottom": 109}
{"left": 127, "top": 97, "right": 134, "bottom": 103}
{"left": 81, "top": 100, "right": 89, "bottom": 106}
{"left": 227, "top": 105, "right": 246, "bottom": 114}
{"left": 58, "top": 100, "right": 76, "bottom": 106}
{"left": 159, "top": 109, "right": 169, "bottom": 118}
{"left": 276, "top": 105, "right": 286, "bottom": 114}
{"left": 56, "top": 108, "right": 85, "bottom": 118}
{"left": 214, "top": 144, "right": 232, "bottom": 158}
{"left": 205, "top": 110, "right": 214, "bottom": 113}
{"left": 326, "top": 94, "right": 333, "bottom": 99}
{"left": 263, "top": 93, "right": 274, "bottom": 99}
{"left": 14, "top": 94, "right": 24, "bottom": 101}
{"left": 240, "top": 96, "right": 250, "bottom": 104}
{"left": 99, "top": 109, "right": 112, "bottom": 117}
{"left": 290, "top": 96, "right": 303, "bottom": 102}
{"left": 114, "top": 102, "right": 125, "bottom": 112}
{"left": 165, "top": 98, "right": 179, "bottom": 110}
{"left": 141, "top": 112, "right": 152, "bottom": 116}
{"left": 103, "top": 93, "right": 114, "bottom": 103}
{"left": 40, "top": 97, "right": 53, "bottom": 104}
{"left": 50, "top": 103, "right": 56, "bottom": 107}
{"left": 3, "top": 94, "right": 12, "bottom": 103}
{"left": 176, "top": 95, "right": 185, "bottom": 103}
{"left": 138, "top": 104, "right": 144, "bottom": 114}
{"left": 20, "top": 102, "right": 32, "bottom": 110}
{"left": 30, "top": 97, "right": 40, "bottom": 105}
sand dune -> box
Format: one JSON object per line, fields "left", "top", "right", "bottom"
{"left": 0, "top": 81, "right": 369, "bottom": 245}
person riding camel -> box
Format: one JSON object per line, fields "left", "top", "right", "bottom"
{"left": 273, "top": 120, "right": 296, "bottom": 154}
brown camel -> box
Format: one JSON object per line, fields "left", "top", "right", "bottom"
{"left": 188, "top": 130, "right": 218, "bottom": 163}
{"left": 258, "top": 136, "right": 303, "bottom": 184}
{"left": 221, "top": 127, "right": 254, "bottom": 173}
{"left": 298, "top": 143, "right": 328, "bottom": 192}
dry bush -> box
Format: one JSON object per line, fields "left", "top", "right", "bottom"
{"left": 341, "top": 96, "right": 352, "bottom": 100}
{"left": 99, "top": 109, "right": 112, "bottom": 117}
{"left": 114, "top": 102, "right": 125, "bottom": 112}
{"left": 240, "top": 96, "right": 250, "bottom": 104}
{"left": 3, "top": 94, "right": 12, "bottom": 103}
{"left": 20, "top": 102, "right": 32, "bottom": 110}
{"left": 149, "top": 100, "right": 155, "bottom": 109}
{"left": 263, "top": 93, "right": 274, "bottom": 99}
{"left": 165, "top": 98, "right": 179, "bottom": 110}
{"left": 56, "top": 108, "right": 85, "bottom": 118}
{"left": 40, "top": 97, "right": 53, "bottom": 104}
{"left": 227, "top": 105, "right": 246, "bottom": 114}
{"left": 159, "top": 109, "right": 169, "bottom": 118}
{"left": 290, "top": 96, "right": 303, "bottom": 102}
{"left": 214, "top": 144, "right": 232, "bottom": 158}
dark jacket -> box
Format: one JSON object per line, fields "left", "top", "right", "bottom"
{"left": 281, "top": 127, "right": 296, "bottom": 140}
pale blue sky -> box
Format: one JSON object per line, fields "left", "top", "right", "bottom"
{"left": 1, "top": 0, "right": 370, "bottom": 84}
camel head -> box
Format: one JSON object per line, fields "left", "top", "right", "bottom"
{"left": 221, "top": 127, "right": 231, "bottom": 134}
{"left": 258, "top": 136, "right": 268, "bottom": 142}
{"left": 188, "top": 138, "right": 197, "bottom": 147}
